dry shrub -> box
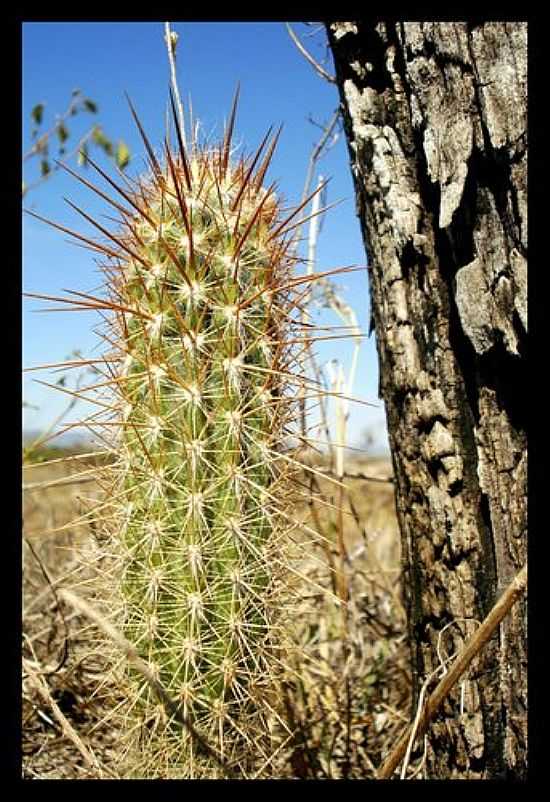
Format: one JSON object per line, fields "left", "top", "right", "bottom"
{"left": 22, "top": 459, "right": 120, "bottom": 779}
{"left": 272, "top": 461, "right": 411, "bottom": 779}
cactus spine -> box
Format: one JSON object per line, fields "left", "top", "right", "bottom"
{"left": 33, "top": 92, "right": 328, "bottom": 777}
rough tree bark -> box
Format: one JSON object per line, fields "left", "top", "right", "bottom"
{"left": 325, "top": 22, "right": 527, "bottom": 779}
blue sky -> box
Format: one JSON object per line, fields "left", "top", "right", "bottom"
{"left": 22, "top": 21, "right": 389, "bottom": 453}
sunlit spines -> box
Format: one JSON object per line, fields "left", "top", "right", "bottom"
{"left": 26, "top": 87, "right": 336, "bottom": 779}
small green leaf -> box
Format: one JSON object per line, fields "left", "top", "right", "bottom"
{"left": 40, "top": 159, "right": 50, "bottom": 177}
{"left": 78, "top": 144, "right": 89, "bottom": 167}
{"left": 22, "top": 181, "right": 27, "bottom": 197}
{"left": 116, "top": 140, "right": 130, "bottom": 170}
{"left": 91, "top": 125, "right": 105, "bottom": 145}
{"left": 83, "top": 98, "right": 98, "bottom": 113}
{"left": 56, "top": 375, "right": 66, "bottom": 387}
{"left": 31, "top": 103, "right": 44, "bottom": 126}
{"left": 92, "top": 126, "right": 114, "bottom": 156}
{"left": 56, "top": 122, "right": 69, "bottom": 143}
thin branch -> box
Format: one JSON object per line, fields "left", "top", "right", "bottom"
{"left": 291, "top": 109, "right": 340, "bottom": 253}
{"left": 23, "top": 473, "right": 97, "bottom": 492}
{"left": 23, "top": 93, "right": 84, "bottom": 162}
{"left": 23, "top": 126, "right": 98, "bottom": 196}
{"left": 23, "top": 653, "right": 106, "bottom": 776}
{"left": 304, "top": 464, "right": 394, "bottom": 484}
{"left": 293, "top": 109, "right": 340, "bottom": 462}
{"left": 303, "top": 24, "right": 325, "bottom": 38}
{"left": 300, "top": 173, "right": 325, "bottom": 439}
{"left": 286, "top": 23, "right": 336, "bottom": 83}
{"left": 378, "top": 563, "right": 528, "bottom": 779}
{"left": 164, "top": 22, "right": 186, "bottom": 149}
{"left": 23, "top": 536, "right": 69, "bottom": 676}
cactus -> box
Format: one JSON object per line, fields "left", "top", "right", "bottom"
{"left": 26, "top": 90, "right": 347, "bottom": 778}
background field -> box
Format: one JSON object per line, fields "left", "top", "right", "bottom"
{"left": 22, "top": 452, "right": 410, "bottom": 779}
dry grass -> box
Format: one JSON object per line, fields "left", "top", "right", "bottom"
{"left": 22, "top": 458, "right": 121, "bottom": 779}
{"left": 22, "top": 453, "right": 410, "bottom": 779}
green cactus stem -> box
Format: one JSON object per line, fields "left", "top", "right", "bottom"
{"left": 26, "top": 89, "right": 340, "bottom": 778}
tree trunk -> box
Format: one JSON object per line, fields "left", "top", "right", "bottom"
{"left": 326, "top": 22, "right": 527, "bottom": 779}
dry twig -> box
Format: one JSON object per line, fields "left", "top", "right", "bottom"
{"left": 23, "top": 656, "right": 106, "bottom": 777}
{"left": 378, "top": 563, "right": 528, "bottom": 779}
{"left": 164, "top": 22, "right": 186, "bottom": 149}
{"left": 286, "top": 23, "right": 336, "bottom": 83}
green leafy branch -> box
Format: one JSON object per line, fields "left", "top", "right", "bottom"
{"left": 23, "top": 89, "right": 131, "bottom": 197}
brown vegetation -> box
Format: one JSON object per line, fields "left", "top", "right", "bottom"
{"left": 22, "top": 453, "right": 409, "bottom": 779}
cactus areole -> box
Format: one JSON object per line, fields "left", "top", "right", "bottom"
{"left": 30, "top": 91, "right": 332, "bottom": 776}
